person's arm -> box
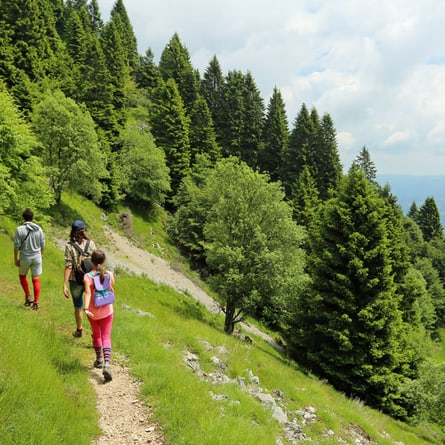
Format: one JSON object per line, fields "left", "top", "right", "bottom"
{"left": 14, "top": 247, "right": 20, "bottom": 267}
{"left": 63, "top": 266, "right": 72, "bottom": 298}
{"left": 83, "top": 275, "right": 94, "bottom": 318}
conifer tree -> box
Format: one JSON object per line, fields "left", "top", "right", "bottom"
{"left": 150, "top": 78, "right": 191, "bottom": 198}
{"left": 159, "top": 33, "right": 198, "bottom": 113}
{"left": 200, "top": 55, "right": 225, "bottom": 134}
{"left": 109, "top": 0, "right": 138, "bottom": 71}
{"left": 100, "top": 19, "right": 130, "bottom": 132}
{"left": 283, "top": 103, "right": 317, "bottom": 196}
{"left": 318, "top": 113, "right": 342, "bottom": 199}
{"left": 0, "top": 0, "right": 72, "bottom": 111}
{"left": 219, "top": 69, "right": 245, "bottom": 158}
{"left": 417, "top": 197, "right": 444, "bottom": 242}
{"left": 407, "top": 202, "right": 419, "bottom": 222}
{"left": 135, "top": 48, "right": 160, "bottom": 92}
{"left": 288, "top": 165, "right": 414, "bottom": 416}
{"left": 63, "top": 2, "right": 117, "bottom": 138}
{"left": 258, "top": 87, "right": 289, "bottom": 182}
{"left": 353, "top": 146, "right": 377, "bottom": 181}
{"left": 290, "top": 166, "right": 320, "bottom": 227}
{"left": 240, "top": 71, "right": 264, "bottom": 168}
{"left": 188, "top": 94, "right": 221, "bottom": 164}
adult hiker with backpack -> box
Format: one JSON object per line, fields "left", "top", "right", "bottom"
{"left": 63, "top": 219, "right": 96, "bottom": 338}
{"left": 13, "top": 208, "right": 45, "bottom": 310}
{"left": 83, "top": 249, "right": 115, "bottom": 382}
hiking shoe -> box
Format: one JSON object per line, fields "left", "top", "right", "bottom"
{"left": 103, "top": 363, "right": 112, "bottom": 382}
{"left": 94, "top": 359, "right": 103, "bottom": 369}
{"left": 72, "top": 329, "right": 83, "bottom": 338}
{"left": 32, "top": 302, "right": 39, "bottom": 311}
{"left": 24, "top": 296, "right": 33, "bottom": 307}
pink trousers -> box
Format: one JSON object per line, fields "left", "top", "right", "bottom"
{"left": 89, "top": 313, "right": 114, "bottom": 349}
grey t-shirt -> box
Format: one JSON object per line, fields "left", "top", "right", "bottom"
{"left": 14, "top": 222, "right": 45, "bottom": 258}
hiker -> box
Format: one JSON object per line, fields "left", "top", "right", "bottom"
{"left": 13, "top": 208, "right": 45, "bottom": 310}
{"left": 63, "top": 219, "right": 97, "bottom": 338}
{"left": 84, "top": 249, "right": 115, "bottom": 382}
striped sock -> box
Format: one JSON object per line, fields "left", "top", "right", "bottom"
{"left": 94, "top": 346, "right": 102, "bottom": 361}
{"left": 103, "top": 347, "right": 111, "bottom": 363}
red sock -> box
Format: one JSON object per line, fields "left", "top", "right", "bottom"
{"left": 32, "top": 276, "right": 41, "bottom": 304}
{"left": 19, "top": 275, "right": 30, "bottom": 297}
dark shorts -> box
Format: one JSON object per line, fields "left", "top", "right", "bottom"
{"left": 69, "top": 280, "right": 85, "bottom": 309}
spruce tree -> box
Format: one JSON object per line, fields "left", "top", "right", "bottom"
{"left": 219, "top": 69, "right": 245, "bottom": 158}
{"left": 353, "top": 146, "right": 377, "bottom": 181}
{"left": 0, "top": 0, "right": 72, "bottom": 111}
{"left": 188, "top": 94, "right": 221, "bottom": 164}
{"left": 318, "top": 113, "right": 342, "bottom": 199}
{"left": 417, "top": 197, "right": 444, "bottom": 242}
{"left": 290, "top": 166, "right": 320, "bottom": 227}
{"left": 159, "top": 33, "right": 199, "bottom": 113}
{"left": 240, "top": 71, "right": 264, "bottom": 168}
{"left": 258, "top": 87, "right": 289, "bottom": 182}
{"left": 283, "top": 103, "right": 317, "bottom": 196}
{"left": 135, "top": 48, "right": 160, "bottom": 92}
{"left": 289, "top": 165, "right": 412, "bottom": 416}
{"left": 150, "top": 78, "right": 191, "bottom": 198}
{"left": 200, "top": 55, "right": 225, "bottom": 136}
{"left": 109, "top": 0, "right": 138, "bottom": 71}
{"left": 100, "top": 19, "right": 130, "bottom": 132}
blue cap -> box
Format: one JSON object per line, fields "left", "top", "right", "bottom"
{"left": 72, "top": 219, "right": 86, "bottom": 230}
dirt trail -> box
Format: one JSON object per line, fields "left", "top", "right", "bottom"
{"left": 77, "top": 225, "right": 277, "bottom": 444}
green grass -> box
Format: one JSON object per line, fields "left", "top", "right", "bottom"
{"left": 0, "top": 193, "right": 444, "bottom": 444}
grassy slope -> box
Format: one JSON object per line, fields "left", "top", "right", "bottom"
{"left": 0, "top": 193, "right": 443, "bottom": 445}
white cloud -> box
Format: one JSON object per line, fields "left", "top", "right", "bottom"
{"left": 98, "top": 0, "right": 445, "bottom": 175}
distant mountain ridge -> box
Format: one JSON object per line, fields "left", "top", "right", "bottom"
{"left": 377, "top": 174, "right": 445, "bottom": 227}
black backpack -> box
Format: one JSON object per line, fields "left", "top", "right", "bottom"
{"left": 70, "top": 240, "right": 94, "bottom": 285}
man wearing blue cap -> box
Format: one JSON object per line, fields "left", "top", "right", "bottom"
{"left": 63, "top": 219, "right": 97, "bottom": 337}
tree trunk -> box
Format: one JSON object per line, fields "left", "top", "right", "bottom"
{"left": 224, "top": 299, "right": 236, "bottom": 334}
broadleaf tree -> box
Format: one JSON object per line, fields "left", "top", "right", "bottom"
{"left": 0, "top": 87, "right": 53, "bottom": 218}
{"left": 31, "top": 90, "right": 107, "bottom": 204}
{"left": 202, "top": 158, "right": 307, "bottom": 333}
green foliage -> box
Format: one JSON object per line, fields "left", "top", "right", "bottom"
{"left": 290, "top": 166, "right": 321, "bottom": 227}
{"left": 118, "top": 121, "right": 171, "bottom": 206}
{"left": 150, "top": 78, "right": 191, "bottom": 197}
{"left": 353, "top": 146, "right": 377, "bottom": 181}
{"left": 159, "top": 33, "right": 199, "bottom": 112}
{"left": 200, "top": 55, "right": 225, "bottom": 132}
{"left": 417, "top": 196, "right": 444, "bottom": 242}
{"left": 0, "top": 198, "right": 443, "bottom": 444}
{"left": 31, "top": 89, "right": 107, "bottom": 204}
{"left": 185, "top": 158, "right": 307, "bottom": 332}
{"left": 188, "top": 94, "right": 221, "bottom": 164}
{"left": 0, "top": 88, "right": 53, "bottom": 217}
{"left": 287, "top": 166, "right": 416, "bottom": 417}
{"left": 258, "top": 86, "right": 289, "bottom": 182}
{"left": 402, "top": 360, "right": 445, "bottom": 428}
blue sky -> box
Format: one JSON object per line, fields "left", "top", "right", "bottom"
{"left": 98, "top": 0, "right": 445, "bottom": 176}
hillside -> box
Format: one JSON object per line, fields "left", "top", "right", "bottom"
{"left": 1, "top": 201, "right": 444, "bottom": 445}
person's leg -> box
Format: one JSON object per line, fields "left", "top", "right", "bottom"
{"left": 101, "top": 314, "right": 114, "bottom": 381}
{"left": 89, "top": 317, "right": 104, "bottom": 369}
{"left": 31, "top": 277, "right": 41, "bottom": 309}
{"left": 30, "top": 259, "right": 42, "bottom": 308}
{"left": 18, "top": 259, "right": 31, "bottom": 306}
{"left": 69, "top": 281, "right": 85, "bottom": 337}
